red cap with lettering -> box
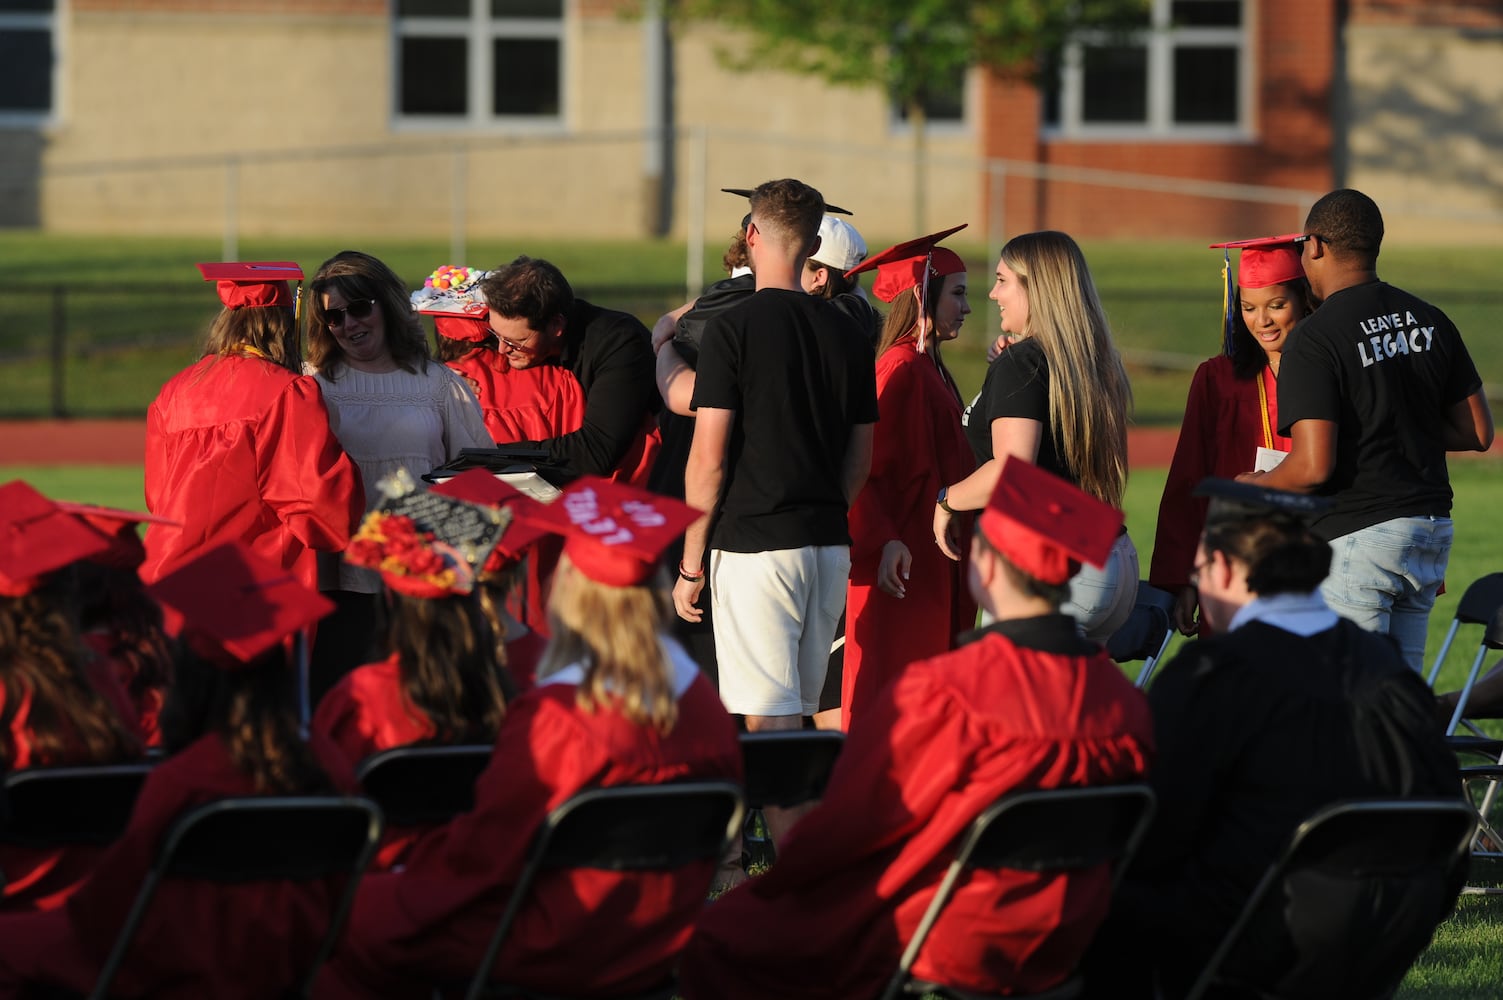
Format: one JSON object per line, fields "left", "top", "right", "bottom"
{"left": 515, "top": 476, "right": 700, "bottom": 586}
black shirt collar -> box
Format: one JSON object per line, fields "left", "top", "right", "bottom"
{"left": 958, "top": 613, "right": 1099, "bottom": 656}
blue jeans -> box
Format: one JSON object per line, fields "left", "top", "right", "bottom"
{"left": 1320, "top": 516, "right": 1453, "bottom": 672}
{"left": 1065, "top": 532, "right": 1140, "bottom": 642}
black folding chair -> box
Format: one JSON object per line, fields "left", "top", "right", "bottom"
{"left": 738, "top": 730, "right": 845, "bottom": 868}
{"left": 86, "top": 795, "right": 383, "bottom": 1000}
{"left": 1459, "top": 765, "right": 1503, "bottom": 895}
{"left": 880, "top": 783, "right": 1156, "bottom": 1000}
{"left": 1104, "top": 581, "right": 1177, "bottom": 688}
{"left": 1181, "top": 798, "right": 1476, "bottom": 1000}
{"left": 0, "top": 762, "right": 155, "bottom": 849}
{"left": 458, "top": 780, "right": 745, "bottom": 1000}
{"left": 1425, "top": 572, "right": 1503, "bottom": 735}
{"left": 355, "top": 744, "right": 494, "bottom": 826}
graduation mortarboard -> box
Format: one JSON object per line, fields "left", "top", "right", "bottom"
{"left": 55, "top": 501, "right": 179, "bottom": 572}
{"left": 1208, "top": 233, "right": 1305, "bottom": 291}
{"left": 146, "top": 542, "right": 334, "bottom": 668}
{"left": 515, "top": 476, "right": 700, "bottom": 587}
{"left": 411, "top": 264, "right": 493, "bottom": 343}
{"left": 1193, "top": 477, "right": 1333, "bottom": 528}
{"left": 0, "top": 481, "right": 114, "bottom": 597}
{"left": 430, "top": 468, "right": 548, "bottom": 573}
{"left": 720, "top": 187, "right": 853, "bottom": 216}
{"left": 196, "top": 261, "right": 302, "bottom": 310}
{"left": 977, "top": 457, "right": 1125, "bottom": 586}
{"left": 844, "top": 224, "right": 967, "bottom": 304}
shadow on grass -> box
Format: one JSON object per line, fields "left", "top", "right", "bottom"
{"left": 1398, "top": 894, "right": 1503, "bottom": 999}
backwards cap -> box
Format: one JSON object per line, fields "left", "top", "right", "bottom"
{"left": 977, "top": 457, "right": 1124, "bottom": 586}
{"left": 809, "top": 215, "right": 868, "bottom": 273}
{"left": 515, "top": 476, "right": 700, "bottom": 587}
{"left": 197, "top": 261, "right": 302, "bottom": 310}
{"left": 844, "top": 224, "right": 967, "bottom": 304}
{"left": 146, "top": 541, "right": 334, "bottom": 668}
{"left": 0, "top": 481, "right": 113, "bottom": 596}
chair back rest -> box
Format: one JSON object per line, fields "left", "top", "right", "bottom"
{"left": 0, "top": 762, "right": 155, "bottom": 848}
{"left": 1107, "top": 582, "right": 1175, "bottom": 664}
{"left": 1456, "top": 573, "right": 1503, "bottom": 626}
{"left": 532, "top": 781, "right": 745, "bottom": 872}
{"left": 961, "top": 784, "right": 1156, "bottom": 878}
{"left": 739, "top": 731, "right": 845, "bottom": 809}
{"left": 355, "top": 744, "right": 493, "bottom": 826}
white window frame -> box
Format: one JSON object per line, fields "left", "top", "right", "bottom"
{"left": 890, "top": 64, "right": 975, "bottom": 137}
{"left": 0, "top": 0, "right": 59, "bottom": 127}
{"left": 392, "top": 0, "right": 568, "bottom": 133}
{"left": 1044, "top": 0, "right": 1253, "bottom": 142}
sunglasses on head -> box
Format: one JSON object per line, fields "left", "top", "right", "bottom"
{"left": 325, "top": 298, "right": 377, "bottom": 328}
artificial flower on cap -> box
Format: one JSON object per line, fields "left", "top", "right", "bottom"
{"left": 1207, "top": 233, "right": 1305, "bottom": 360}
{"left": 430, "top": 468, "right": 548, "bottom": 573}
{"left": 976, "top": 456, "right": 1125, "bottom": 586}
{"left": 55, "top": 501, "right": 179, "bottom": 572}
{"left": 196, "top": 261, "right": 303, "bottom": 311}
{"left": 410, "top": 264, "right": 494, "bottom": 343}
{"left": 146, "top": 541, "right": 335, "bottom": 668}
{"left": 515, "top": 476, "right": 700, "bottom": 587}
{"left": 0, "top": 481, "right": 114, "bottom": 596}
{"left": 809, "top": 215, "right": 868, "bottom": 274}
{"left": 844, "top": 223, "right": 967, "bottom": 304}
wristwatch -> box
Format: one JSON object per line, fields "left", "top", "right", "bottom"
{"left": 936, "top": 486, "right": 956, "bottom": 515}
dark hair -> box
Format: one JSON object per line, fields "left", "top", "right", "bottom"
{"left": 1304, "top": 189, "right": 1384, "bottom": 263}
{"left": 159, "top": 646, "right": 332, "bottom": 795}
{"left": 72, "top": 561, "right": 174, "bottom": 717}
{"left": 1202, "top": 512, "right": 1332, "bottom": 597}
{"left": 1228, "top": 276, "right": 1318, "bottom": 379}
{"left": 749, "top": 178, "right": 824, "bottom": 253}
{"left": 477, "top": 256, "right": 573, "bottom": 331}
{"left": 385, "top": 591, "right": 513, "bottom": 745}
{"left": 306, "top": 250, "right": 431, "bottom": 380}
{"left": 973, "top": 525, "right": 1072, "bottom": 608}
{"left": 0, "top": 572, "right": 142, "bottom": 768}
{"left": 804, "top": 259, "right": 857, "bottom": 300}
{"left": 434, "top": 333, "right": 501, "bottom": 362}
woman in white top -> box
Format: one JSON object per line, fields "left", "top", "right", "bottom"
{"left": 304, "top": 250, "right": 492, "bottom": 703}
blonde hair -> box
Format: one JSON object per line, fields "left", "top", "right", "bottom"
{"left": 999, "top": 231, "right": 1132, "bottom": 506}
{"left": 536, "top": 556, "right": 678, "bottom": 732}
{"left": 201, "top": 305, "right": 301, "bottom": 374}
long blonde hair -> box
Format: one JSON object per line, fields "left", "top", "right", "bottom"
{"left": 999, "top": 231, "right": 1131, "bottom": 506}
{"left": 535, "top": 556, "right": 678, "bottom": 732}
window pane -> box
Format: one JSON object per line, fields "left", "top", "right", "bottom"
{"left": 1081, "top": 45, "right": 1146, "bottom": 123}
{"left": 1171, "top": 1, "right": 1241, "bottom": 27}
{"left": 401, "top": 37, "right": 468, "bottom": 115}
{"left": 1173, "top": 46, "right": 1237, "bottom": 123}
{"left": 0, "top": 0, "right": 54, "bottom": 12}
{"left": 492, "top": 38, "right": 559, "bottom": 116}
{"left": 0, "top": 29, "right": 50, "bottom": 112}
{"left": 491, "top": 0, "right": 562, "bottom": 17}
{"left": 397, "top": 0, "right": 469, "bottom": 17}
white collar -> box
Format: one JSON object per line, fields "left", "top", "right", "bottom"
{"left": 538, "top": 634, "right": 700, "bottom": 699}
{"left": 1227, "top": 590, "right": 1340, "bottom": 638}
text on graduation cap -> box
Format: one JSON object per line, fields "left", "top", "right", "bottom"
{"left": 562, "top": 488, "right": 667, "bottom": 546}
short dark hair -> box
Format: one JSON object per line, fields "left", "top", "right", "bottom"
{"left": 749, "top": 179, "right": 824, "bottom": 253}
{"left": 1305, "top": 189, "right": 1384, "bottom": 262}
{"left": 973, "top": 525, "right": 1072, "bottom": 607}
{"left": 478, "top": 256, "right": 573, "bottom": 330}
{"left": 1201, "top": 511, "right": 1331, "bottom": 597}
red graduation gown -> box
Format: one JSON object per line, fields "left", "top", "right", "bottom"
{"left": 844, "top": 338, "right": 978, "bottom": 727}
{"left": 312, "top": 654, "right": 433, "bottom": 769}
{"left": 1149, "top": 356, "right": 1290, "bottom": 592}
{"left": 445, "top": 351, "right": 586, "bottom": 446}
{"left": 0, "top": 732, "right": 355, "bottom": 1000}
{"left": 142, "top": 354, "right": 364, "bottom": 590}
{"left": 319, "top": 657, "right": 743, "bottom": 999}
{"left": 679, "top": 620, "right": 1155, "bottom": 1000}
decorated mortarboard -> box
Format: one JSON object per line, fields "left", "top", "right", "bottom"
{"left": 844, "top": 224, "right": 967, "bottom": 303}
{"left": 0, "top": 481, "right": 114, "bottom": 597}
{"left": 977, "top": 457, "right": 1125, "bottom": 586}
{"left": 196, "top": 261, "right": 302, "bottom": 310}
{"left": 410, "top": 264, "right": 494, "bottom": 343}
{"left": 55, "top": 501, "right": 179, "bottom": 572}
{"left": 1193, "top": 477, "right": 1333, "bottom": 527}
{"left": 430, "top": 468, "right": 548, "bottom": 573}
{"left": 514, "top": 476, "right": 700, "bottom": 587}
{"left": 345, "top": 469, "right": 510, "bottom": 598}
{"left": 146, "top": 541, "right": 334, "bottom": 668}
{"left": 720, "top": 187, "right": 852, "bottom": 216}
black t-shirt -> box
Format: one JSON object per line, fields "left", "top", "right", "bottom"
{"left": 963, "top": 337, "right": 1073, "bottom": 484}
{"left": 1277, "top": 280, "right": 1482, "bottom": 538}
{"left": 692, "top": 288, "right": 878, "bottom": 552}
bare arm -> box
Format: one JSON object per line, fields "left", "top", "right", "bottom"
{"left": 652, "top": 303, "right": 698, "bottom": 417}
{"left": 674, "top": 406, "right": 733, "bottom": 622}
{"left": 1442, "top": 390, "right": 1495, "bottom": 452}
{"left": 1238, "top": 419, "right": 1335, "bottom": 492}
{"left": 947, "top": 417, "right": 1042, "bottom": 511}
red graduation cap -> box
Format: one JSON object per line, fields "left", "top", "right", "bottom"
{"left": 844, "top": 224, "right": 967, "bottom": 303}
{"left": 412, "top": 265, "right": 493, "bottom": 343}
{"left": 430, "top": 469, "right": 548, "bottom": 572}
{"left": 0, "top": 481, "right": 114, "bottom": 596}
{"left": 1207, "top": 233, "right": 1305, "bottom": 290}
{"left": 196, "top": 261, "right": 302, "bottom": 310}
{"left": 977, "top": 457, "right": 1124, "bottom": 586}
{"left": 54, "top": 501, "right": 179, "bottom": 572}
{"left": 515, "top": 477, "right": 700, "bottom": 587}
{"left": 146, "top": 541, "right": 334, "bottom": 668}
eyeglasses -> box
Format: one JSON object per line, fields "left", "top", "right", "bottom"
{"left": 1189, "top": 558, "right": 1211, "bottom": 587}
{"left": 324, "top": 299, "right": 377, "bottom": 328}
{"left": 1292, "top": 233, "right": 1324, "bottom": 248}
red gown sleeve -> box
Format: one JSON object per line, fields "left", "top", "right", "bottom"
{"left": 848, "top": 355, "right": 920, "bottom": 566}
{"left": 256, "top": 378, "right": 364, "bottom": 555}
{"left": 1148, "top": 359, "right": 1219, "bottom": 591}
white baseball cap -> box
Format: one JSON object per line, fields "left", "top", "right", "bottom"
{"left": 809, "top": 216, "right": 867, "bottom": 273}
